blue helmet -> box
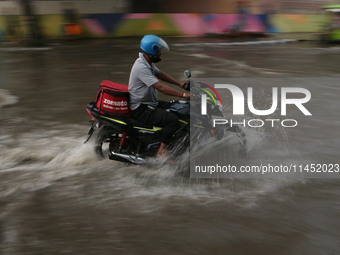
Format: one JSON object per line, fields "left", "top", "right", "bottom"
{"left": 140, "top": 35, "right": 170, "bottom": 55}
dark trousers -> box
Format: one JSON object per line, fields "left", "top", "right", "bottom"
{"left": 131, "top": 101, "right": 181, "bottom": 144}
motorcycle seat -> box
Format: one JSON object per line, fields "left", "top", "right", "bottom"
{"left": 125, "top": 118, "right": 157, "bottom": 130}
{"left": 87, "top": 102, "right": 160, "bottom": 130}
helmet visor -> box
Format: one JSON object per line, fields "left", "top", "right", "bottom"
{"left": 158, "top": 38, "right": 170, "bottom": 51}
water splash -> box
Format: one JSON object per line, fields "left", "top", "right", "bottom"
{"left": 0, "top": 89, "right": 18, "bottom": 109}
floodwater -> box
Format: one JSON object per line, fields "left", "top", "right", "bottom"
{"left": 0, "top": 38, "right": 340, "bottom": 254}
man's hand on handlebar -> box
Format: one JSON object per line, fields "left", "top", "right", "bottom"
{"left": 182, "top": 82, "right": 190, "bottom": 91}
{"left": 181, "top": 92, "right": 192, "bottom": 100}
{"left": 179, "top": 80, "right": 192, "bottom": 99}
{"left": 179, "top": 81, "right": 186, "bottom": 88}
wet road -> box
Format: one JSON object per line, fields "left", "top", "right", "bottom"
{"left": 0, "top": 38, "right": 340, "bottom": 254}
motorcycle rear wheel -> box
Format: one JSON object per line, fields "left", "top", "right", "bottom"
{"left": 95, "top": 126, "right": 120, "bottom": 158}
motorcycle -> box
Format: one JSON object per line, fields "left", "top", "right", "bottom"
{"left": 84, "top": 70, "right": 246, "bottom": 164}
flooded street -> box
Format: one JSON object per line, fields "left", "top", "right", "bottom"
{"left": 0, "top": 38, "right": 340, "bottom": 254}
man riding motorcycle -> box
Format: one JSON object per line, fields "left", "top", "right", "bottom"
{"left": 128, "top": 35, "right": 191, "bottom": 159}
{"left": 85, "top": 36, "right": 246, "bottom": 164}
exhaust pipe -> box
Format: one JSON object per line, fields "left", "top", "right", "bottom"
{"left": 109, "top": 152, "right": 145, "bottom": 164}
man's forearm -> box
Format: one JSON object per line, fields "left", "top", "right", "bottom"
{"left": 153, "top": 82, "right": 182, "bottom": 97}
{"left": 156, "top": 71, "right": 181, "bottom": 87}
{"left": 152, "top": 82, "right": 190, "bottom": 98}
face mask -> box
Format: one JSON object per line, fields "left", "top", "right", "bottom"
{"left": 149, "top": 55, "right": 161, "bottom": 63}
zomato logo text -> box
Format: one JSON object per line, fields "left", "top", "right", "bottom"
{"left": 103, "top": 99, "right": 128, "bottom": 106}
{"left": 201, "top": 84, "right": 312, "bottom": 128}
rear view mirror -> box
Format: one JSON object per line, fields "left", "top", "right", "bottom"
{"left": 184, "top": 70, "right": 191, "bottom": 78}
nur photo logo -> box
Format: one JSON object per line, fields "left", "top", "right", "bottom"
{"left": 200, "top": 83, "right": 312, "bottom": 128}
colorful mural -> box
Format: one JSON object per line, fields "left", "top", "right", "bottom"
{"left": 78, "top": 13, "right": 327, "bottom": 38}
{"left": 79, "top": 13, "right": 274, "bottom": 37}
{"left": 0, "top": 13, "right": 328, "bottom": 40}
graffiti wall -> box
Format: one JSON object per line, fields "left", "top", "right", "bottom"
{"left": 77, "top": 13, "right": 286, "bottom": 37}
{"left": 0, "top": 13, "right": 329, "bottom": 40}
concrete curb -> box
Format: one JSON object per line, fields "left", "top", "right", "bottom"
{"left": 0, "top": 47, "right": 52, "bottom": 52}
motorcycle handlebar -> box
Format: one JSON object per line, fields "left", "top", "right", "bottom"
{"left": 182, "top": 80, "right": 191, "bottom": 91}
{"left": 181, "top": 79, "right": 203, "bottom": 101}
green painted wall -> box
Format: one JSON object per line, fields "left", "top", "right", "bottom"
{"left": 272, "top": 14, "right": 329, "bottom": 33}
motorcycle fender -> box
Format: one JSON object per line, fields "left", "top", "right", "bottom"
{"left": 84, "top": 120, "right": 101, "bottom": 143}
